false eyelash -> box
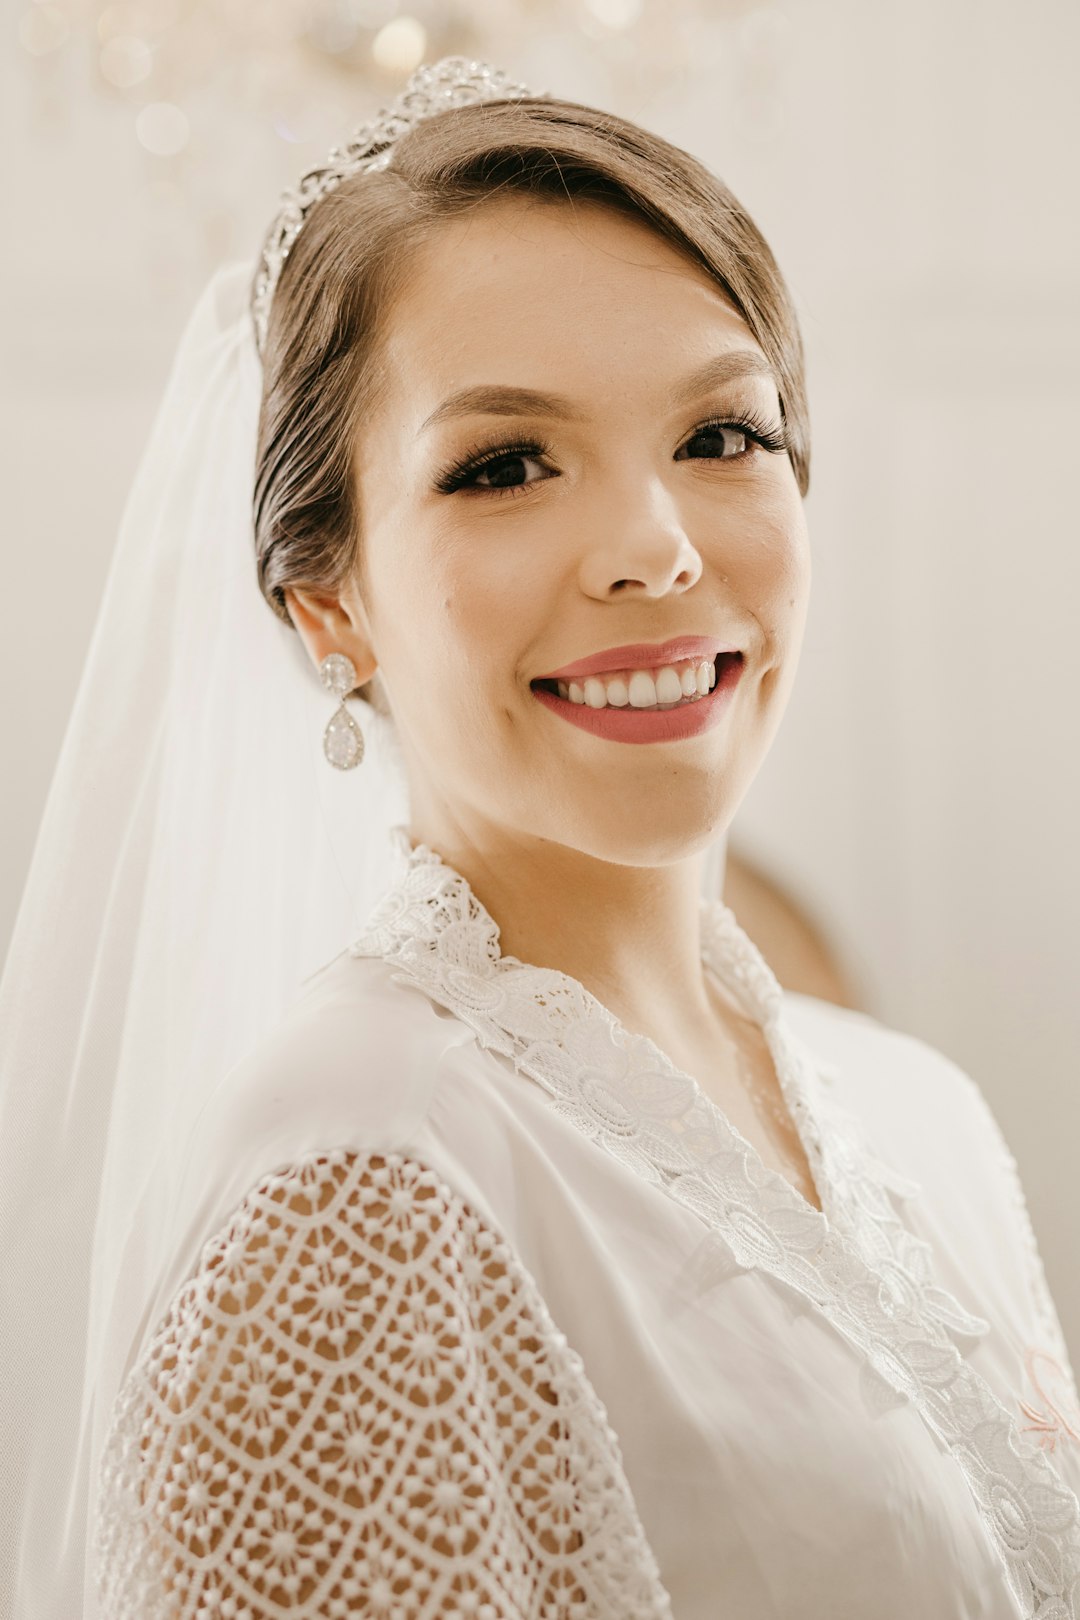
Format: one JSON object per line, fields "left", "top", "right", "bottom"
{"left": 694, "top": 409, "right": 790, "bottom": 458}
{"left": 433, "top": 437, "right": 552, "bottom": 495}
{"left": 432, "top": 409, "right": 790, "bottom": 496}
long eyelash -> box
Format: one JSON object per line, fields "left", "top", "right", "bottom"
{"left": 432, "top": 409, "right": 790, "bottom": 497}
{"left": 433, "top": 438, "right": 550, "bottom": 495}
{"left": 694, "top": 409, "right": 790, "bottom": 456}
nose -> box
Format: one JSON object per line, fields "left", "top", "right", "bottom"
{"left": 577, "top": 474, "right": 703, "bottom": 599}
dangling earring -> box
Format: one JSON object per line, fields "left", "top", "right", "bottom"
{"left": 319, "top": 653, "right": 365, "bottom": 769}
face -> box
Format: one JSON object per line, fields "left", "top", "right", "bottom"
{"left": 345, "top": 196, "right": 810, "bottom": 869}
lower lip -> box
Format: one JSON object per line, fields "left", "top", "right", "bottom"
{"left": 530, "top": 655, "right": 744, "bottom": 744}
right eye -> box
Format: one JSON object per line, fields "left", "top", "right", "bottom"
{"left": 434, "top": 440, "right": 559, "bottom": 497}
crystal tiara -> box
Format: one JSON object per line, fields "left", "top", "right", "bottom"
{"left": 250, "top": 55, "right": 544, "bottom": 358}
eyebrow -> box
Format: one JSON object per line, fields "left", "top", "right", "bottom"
{"left": 417, "top": 349, "right": 778, "bottom": 435}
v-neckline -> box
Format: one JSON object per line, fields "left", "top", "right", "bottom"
{"left": 551, "top": 940, "right": 831, "bottom": 1223}
{"left": 698, "top": 904, "right": 832, "bottom": 1219}
{"left": 357, "top": 826, "right": 833, "bottom": 1226}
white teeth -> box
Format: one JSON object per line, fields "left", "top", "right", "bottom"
{"left": 628, "top": 670, "right": 658, "bottom": 707}
{"left": 545, "top": 654, "right": 726, "bottom": 712}
{"left": 654, "top": 666, "right": 684, "bottom": 704}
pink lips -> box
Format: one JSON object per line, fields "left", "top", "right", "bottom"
{"left": 539, "top": 635, "right": 737, "bottom": 682}
{"left": 531, "top": 651, "right": 744, "bottom": 745}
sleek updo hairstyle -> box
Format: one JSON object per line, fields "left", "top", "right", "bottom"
{"left": 252, "top": 96, "right": 811, "bottom": 704}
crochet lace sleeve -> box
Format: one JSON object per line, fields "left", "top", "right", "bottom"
{"left": 94, "top": 1147, "right": 672, "bottom": 1620}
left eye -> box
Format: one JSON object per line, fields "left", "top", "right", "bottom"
{"left": 675, "top": 424, "right": 754, "bottom": 460}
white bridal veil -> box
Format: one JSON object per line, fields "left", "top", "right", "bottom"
{"left": 0, "top": 258, "right": 411, "bottom": 1616}
{"left": 0, "top": 60, "right": 730, "bottom": 1618}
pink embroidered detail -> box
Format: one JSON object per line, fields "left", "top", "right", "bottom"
{"left": 1018, "top": 1346, "right": 1080, "bottom": 1453}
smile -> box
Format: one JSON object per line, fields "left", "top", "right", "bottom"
{"left": 530, "top": 652, "right": 744, "bottom": 744}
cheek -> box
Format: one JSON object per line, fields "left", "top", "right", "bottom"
{"left": 768, "top": 531, "right": 812, "bottom": 631}
{"left": 719, "top": 490, "right": 810, "bottom": 640}
{"left": 367, "top": 517, "right": 528, "bottom": 732}
{"left": 419, "top": 509, "right": 557, "bottom": 690}
{"left": 428, "top": 554, "right": 519, "bottom": 693}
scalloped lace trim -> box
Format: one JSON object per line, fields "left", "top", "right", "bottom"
{"left": 349, "top": 830, "right": 1080, "bottom": 1619}
{"left": 95, "top": 1149, "right": 675, "bottom": 1619}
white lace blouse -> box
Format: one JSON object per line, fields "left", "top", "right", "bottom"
{"left": 94, "top": 831, "right": 1080, "bottom": 1618}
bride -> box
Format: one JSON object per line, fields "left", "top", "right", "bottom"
{"left": 2, "top": 56, "right": 1078, "bottom": 1620}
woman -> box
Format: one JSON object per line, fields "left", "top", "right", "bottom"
{"left": 3, "top": 57, "right": 1078, "bottom": 1620}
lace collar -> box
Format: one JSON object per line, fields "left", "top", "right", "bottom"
{"left": 349, "top": 828, "right": 1080, "bottom": 1618}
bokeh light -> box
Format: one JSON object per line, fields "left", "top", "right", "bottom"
{"left": 96, "top": 2, "right": 153, "bottom": 43}
{"left": 583, "top": 0, "right": 643, "bottom": 29}
{"left": 99, "top": 34, "right": 153, "bottom": 87}
{"left": 135, "top": 100, "right": 189, "bottom": 155}
{"left": 371, "top": 16, "right": 427, "bottom": 74}
{"left": 19, "top": 6, "right": 69, "bottom": 54}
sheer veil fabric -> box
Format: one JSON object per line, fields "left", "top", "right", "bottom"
{"left": 0, "top": 245, "right": 734, "bottom": 1616}
{"left": 0, "top": 260, "right": 419, "bottom": 1617}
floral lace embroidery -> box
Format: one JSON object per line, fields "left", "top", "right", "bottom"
{"left": 94, "top": 1149, "right": 675, "bottom": 1620}
{"left": 1019, "top": 1349, "right": 1080, "bottom": 1457}
{"left": 349, "top": 830, "right": 1080, "bottom": 1620}
{"left": 950, "top": 1060, "right": 1080, "bottom": 1417}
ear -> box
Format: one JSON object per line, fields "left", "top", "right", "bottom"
{"left": 284, "top": 579, "right": 378, "bottom": 687}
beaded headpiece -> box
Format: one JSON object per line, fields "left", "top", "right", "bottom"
{"left": 250, "top": 55, "right": 543, "bottom": 358}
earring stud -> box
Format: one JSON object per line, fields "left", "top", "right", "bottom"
{"left": 319, "top": 653, "right": 365, "bottom": 769}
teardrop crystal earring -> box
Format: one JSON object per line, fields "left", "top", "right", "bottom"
{"left": 319, "top": 653, "right": 365, "bottom": 769}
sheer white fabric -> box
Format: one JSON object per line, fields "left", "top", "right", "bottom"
{"left": 92, "top": 830, "right": 1080, "bottom": 1618}
{"left": 0, "top": 259, "right": 416, "bottom": 1620}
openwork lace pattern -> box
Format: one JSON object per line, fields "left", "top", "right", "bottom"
{"left": 95, "top": 1149, "right": 674, "bottom": 1619}
{"left": 348, "top": 832, "right": 1080, "bottom": 1620}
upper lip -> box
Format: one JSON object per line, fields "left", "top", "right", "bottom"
{"left": 537, "top": 635, "right": 740, "bottom": 682}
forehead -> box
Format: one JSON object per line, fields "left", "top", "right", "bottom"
{"left": 374, "top": 196, "right": 770, "bottom": 419}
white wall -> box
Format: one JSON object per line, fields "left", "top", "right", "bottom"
{"left": 3, "top": 2, "right": 1076, "bottom": 1355}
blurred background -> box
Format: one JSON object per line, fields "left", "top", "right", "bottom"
{"left": 3, "top": 0, "right": 1077, "bottom": 1351}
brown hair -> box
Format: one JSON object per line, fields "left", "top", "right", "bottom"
{"left": 252, "top": 96, "right": 810, "bottom": 697}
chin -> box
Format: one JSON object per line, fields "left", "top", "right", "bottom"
{"left": 551, "top": 796, "right": 732, "bottom": 871}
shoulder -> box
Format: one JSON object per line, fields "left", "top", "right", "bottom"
{"left": 779, "top": 987, "right": 957, "bottom": 1079}
{"left": 779, "top": 988, "right": 991, "bottom": 1140}
{"left": 779, "top": 990, "right": 1014, "bottom": 1257}
{"left": 186, "top": 946, "right": 481, "bottom": 1188}
{"left": 146, "top": 948, "right": 491, "bottom": 1355}
{"left": 778, "top": 988, "right": 1021, "bottom": 1204}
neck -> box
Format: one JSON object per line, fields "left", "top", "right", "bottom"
{"left": 407, "top": 812, "right": 729, "bottom": 1048}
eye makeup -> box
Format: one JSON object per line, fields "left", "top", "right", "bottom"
{"left": 431, "top": 405, "right": 790, "bottom": 498}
